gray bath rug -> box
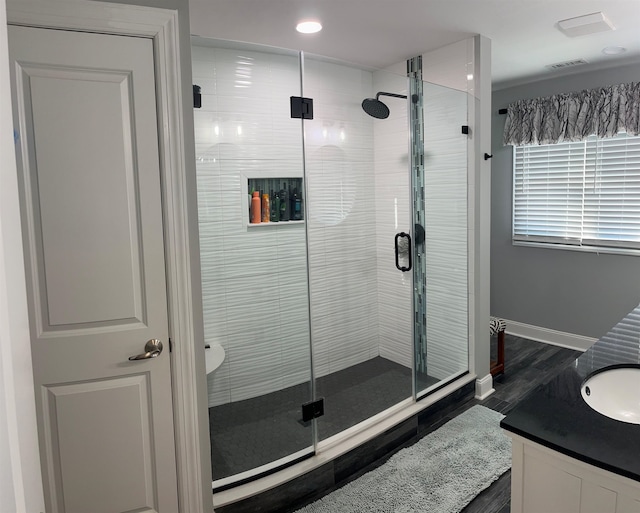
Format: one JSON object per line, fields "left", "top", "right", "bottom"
{"left": 296, "top": 405, "right": 511, "bottom": 513}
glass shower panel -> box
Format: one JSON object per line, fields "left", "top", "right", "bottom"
{"left": 302, "top": 54, "right": 414, "bottom": 441}
{"left": 413, "top": 78, "right": 469, "bottom": 397}
{"left": 191, "top": 38, "right": 314, "bottom": 488}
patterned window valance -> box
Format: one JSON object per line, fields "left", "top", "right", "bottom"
{"left": 503, "top": 82, "right": 640, "bottom": 146}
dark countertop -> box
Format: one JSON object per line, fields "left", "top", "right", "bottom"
{"left": 500, "top": 305, "right": 640, "bottom": 482}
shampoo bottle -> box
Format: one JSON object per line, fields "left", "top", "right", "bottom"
{"left": 292, "top": 187, "right": 302, "bottom": 220}
{"left": 270, "top": 190, "right": 279, "bottom": 222}
{"left": 261, "top": 193, "right": 270, "bottom": 223}
{"left": 279, "top": 183, "right": 290, "bottom": 221}
{"left": 250, "top": 191, "right": 261, "bottom": 223}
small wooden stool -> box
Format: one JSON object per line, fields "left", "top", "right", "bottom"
{"left": 490, "top": 316, "right": 506, "bottom": 376}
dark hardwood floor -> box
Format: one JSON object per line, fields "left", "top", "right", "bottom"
{"left": 218, "top": 335, "right": 582, "bottom": 513}
{"left": 319, "top": 334, "right": 581, "bottom": 513}
{"left": 459, "top": 334, "right": 582, "bottom": 513}
{"left": 286, "top": 334, "right": 581, "bottom": 513}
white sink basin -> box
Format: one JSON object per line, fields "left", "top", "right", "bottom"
{"left": 581, "top": 366, "right": 640, "bottom": 424}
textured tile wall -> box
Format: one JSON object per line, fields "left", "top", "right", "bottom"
{"left": 194, "top": 42, "right": 470, "bottom": 408}
{"left": 194, "top": 46, "right": 393, "bottom": 406}
{"left": 423, "top": 82, "right": 469, "bottom": 379}
{"left": 193, "top": 45, "right": 312, "bottom": 406}
{"left": 303, "top": 57, "right": 380, "bottom": 378}
{"left": 371, "top": 69, "right": 413, "bottom": 369}
{"left": 420, "top": 38, "right": 475, "bottom": 383}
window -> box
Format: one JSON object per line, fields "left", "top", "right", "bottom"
{"left": 513, "top": 132, "right": 640, "bottom": 251}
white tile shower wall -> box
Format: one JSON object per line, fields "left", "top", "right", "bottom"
{"left": 423, "top": 82, "right": 469, "bottom": 380}
{"left": 372, "top": 68, "right": 413, "bottom": 369}
{"left": 196, "top": 41, "right": 474, "bottom": 407}
{"left": 195, "top": 46, "right": 385, "bottom": 406}
{"left": 193, "top": 45, "right": 313, "bottom": 406}
{"left": 303, "top": 58, "right": 380, "bottom": 378}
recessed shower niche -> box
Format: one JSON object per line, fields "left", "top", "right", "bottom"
{"left": 246, "top": 177, "right": 304, "bottom": 226}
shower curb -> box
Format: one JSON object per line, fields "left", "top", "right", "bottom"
{"left": 215, "top": 381, "right": 475, "bottom": 513}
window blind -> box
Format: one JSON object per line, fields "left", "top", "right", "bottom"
{"left": 513, "top": 133, "right": 640, "bottom": 250}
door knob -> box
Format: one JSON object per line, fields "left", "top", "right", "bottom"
{"left": 128, "top": 339, "right": 163, "bottom": 361}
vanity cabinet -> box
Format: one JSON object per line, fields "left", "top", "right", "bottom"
{"left": 508, "top": 433, "right": 640, "bottom": 513}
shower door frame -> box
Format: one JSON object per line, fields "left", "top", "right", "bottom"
{"left": 194, "top": 43, "right": 317, "bottom": 492}
{"left": 209, "top": 35, "right": 490, "bottom": 508}
{"left": 301, "top": 54, "right": 419, "bottom": 447}
{"left": 408, "top": 56, "right": 472, "bottom": 401}
{"left": 201, "top": 39, "right": 480, "bottom": 495}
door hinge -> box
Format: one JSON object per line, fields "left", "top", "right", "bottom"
{"left": 193, "top": 85, "right": 202, "bottom": 109}
{"left": 169, "top": 338, "right": 173, "bottom": 353}
{"left": 290, "top": 96, "right": 314, "bottom": 119}
{"left": 461, "top": 125, "right": 469, "bottom": 135}
{"left": 302, "top": 398, "right": 324, "bottom": 422}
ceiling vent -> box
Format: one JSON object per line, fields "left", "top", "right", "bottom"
{"left": 557, "top": 12, "right": 615, "bottom": 37}
{"left": 546, "top": 59, "right": 589, "bottom": 71}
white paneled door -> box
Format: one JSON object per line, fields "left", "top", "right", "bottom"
{"left": 9, "top": 25, "right": 179, "bottom": 513}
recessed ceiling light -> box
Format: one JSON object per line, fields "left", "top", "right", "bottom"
{"left": 602, "top": 46, "right": 627, "bottom": 56}
{"left": 557, "top": 12, "right": 615, "bottom": 37}
{"left": 296, "top": 20, "right": 322, "bottom": 34}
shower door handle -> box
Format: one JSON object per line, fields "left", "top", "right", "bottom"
{"left": 394, "top": 232, "right": 412, "bottom": 272}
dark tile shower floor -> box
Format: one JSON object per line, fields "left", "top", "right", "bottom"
{"left": 209, "top": 356, "right": 439, "bottom": 481}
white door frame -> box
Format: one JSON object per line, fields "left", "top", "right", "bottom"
{"left": 5, "top": 1, "right": 208, "bottom": 511}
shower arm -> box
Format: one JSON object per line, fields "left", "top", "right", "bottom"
{"left": 376, "top": 91, "right": 407, "bottom": 100}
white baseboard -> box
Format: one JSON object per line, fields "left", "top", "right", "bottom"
{"left": 475, "top": 373, "right": 494, "bottom": 400}
{"left": 502, "top": 319, "right": 596, "bottom": 352}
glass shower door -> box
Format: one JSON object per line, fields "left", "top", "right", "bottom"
{"left": 302, "top": 55, "right": 414, "bottom": 441}
{"left": 411, "top": 71, "right": 470, "bottom": 398}
{"left": 191, "top": 38, "right": 314, "bottom": 489}
{"left": 192, "top": 37, "right": 472, "bottom": 490}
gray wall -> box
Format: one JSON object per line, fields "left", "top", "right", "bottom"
{"left": 491, "top": 62, "right": 640, "bottom": 339}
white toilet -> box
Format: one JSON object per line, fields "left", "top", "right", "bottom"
{"left": 205, "top": 343, "right": 225, "bottom": 375}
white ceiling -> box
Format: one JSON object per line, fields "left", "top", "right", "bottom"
{"left": 189, "top": 0, "right": 640, "bottom": 89}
